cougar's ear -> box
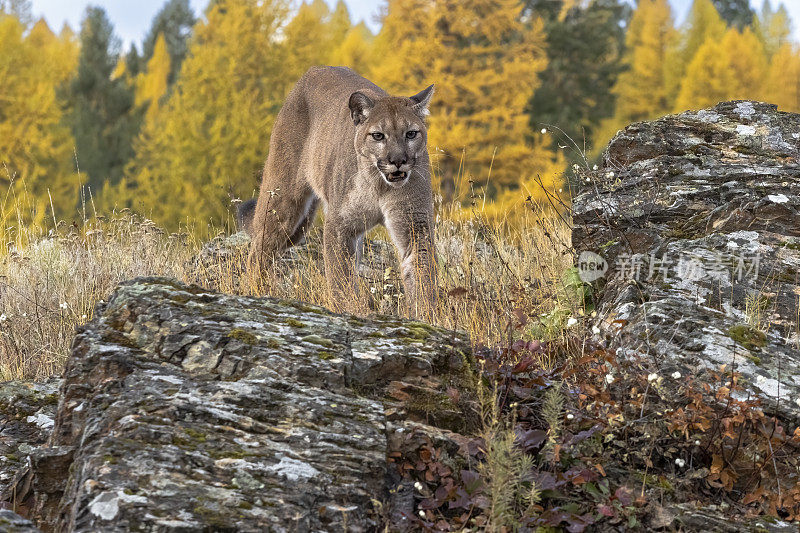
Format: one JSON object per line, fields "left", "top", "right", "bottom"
{"left": 409, "top": 84, "right": 435, "bottom": 117}
{"left": 349, "top": 91, "right": 374, "bottom": 125}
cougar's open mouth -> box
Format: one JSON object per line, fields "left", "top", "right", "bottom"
{"left": 387, "top": 170, "right": 407, "bottom": 182}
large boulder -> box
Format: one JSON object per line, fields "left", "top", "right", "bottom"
{"left": 7, "top": 278, "right": 477, "bottom": 532}
{"left": 574, "top": 101, "right": 800, "bottom": 421}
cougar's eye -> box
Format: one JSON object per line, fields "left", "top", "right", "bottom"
{"left": 406, "top": 130, "right": 419, "bottom": 140}
{"left": 371, "top": 132, "right": 385, "bottom": 141}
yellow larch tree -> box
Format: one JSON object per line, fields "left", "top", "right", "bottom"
{"left": 720, "top": 27, "right": 767, "bottom": 101}
{"left": 594, "top": 0, "right": 676, "bottom": 151}
{"left": 329, "top": 22, "right": 374, "bottom": 74}
{"left": 664, "top": 0, "right": 727, "bottom": 103}
{"left": 371, "top": 0, "right": 559, "bottom": 205}
{"left": 281, "top": 0, "right": 335, "bottom": 83}
{"left": 674, "top": 37, "right": 732, "bottom": 110}
{"left": 764, "top": 43, "right": 800, "bottom": 112}
{"left": 124, "top": 0, "right": 290, "bottom": 234}
{"left": 136, "top": 33, "right": 171, "bottom": 123}
{"left": 281, "top": 0, "right": 359, "bottom": 85}
{"left": 0, "top": 15, "right": 80, "bottom": 228}
{"left": 675, "top": 27, "right": 769, "bottom": 111}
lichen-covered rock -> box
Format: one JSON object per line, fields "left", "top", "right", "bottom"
{"left": 0, "top": 510, "right": 40, "bottom": 532}
{"left": 574, "top": 100, "right": 800, "bottom": 421}
{"left": 12, "top": 278, "right": 475, "bottom": 531}
{"left": 0, "top": 380, "right": 60, "bottom": 498}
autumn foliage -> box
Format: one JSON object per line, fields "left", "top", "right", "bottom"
{"left": 0, "top": 0, "right": 799, "bottom": 232}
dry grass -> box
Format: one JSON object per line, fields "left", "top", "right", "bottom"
{"left": 0, "top": 190, "right": 574, "bottom": 380}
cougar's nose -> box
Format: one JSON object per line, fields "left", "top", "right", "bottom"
{"left": 389, "top": 156, "right": 407, "bottom": 169}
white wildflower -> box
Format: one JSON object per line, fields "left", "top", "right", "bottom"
{"left": 418, "top": 510, "right": 426, "bottom": 519}
{"left": 756, "top": 375, "right": 766, "bottom": 383}
{"left": 593, "top": 164, "right": 598, "bottom": 171}
{"left": 675, "top": 458, "right": 685, "bottom": 468}
{"left": 605, "top": 171, "right": 615, "bottom": 179}
{"left": 592, "top": 325, "right": 601, "bottom": 335}
{"left": 81, "top": 315, "right": 87, "bottom": 320}
{"left": 566, "top": 413, "right": 574, "bottom": 420}
{"left": 414, "top": 482, "right": 424, "bottom": 492}
{"left": 59, "top": 302, "right": 68, "bottom": 310}
{"left": 541, "top": 128, "right": 547, "bottom": 134}
{"left": 0, "top": 314, "right": 6, "bottom": 323}
{"left": 671, "top": 371, "right": 682, "bottom": 379}
{"left": 572, "top": 164, "right": 580, "bottom": 171}
{"left": 567, "top": 317, "right": 578, "bottom": 327}
{"left": 694, "top": 440, "right": 701, "bottom": 446}
{"left": 647, "top": 373, "right": 659, "bottom": 382}
{"left": 605, "top": 374, "right": 615, "bottom": 385}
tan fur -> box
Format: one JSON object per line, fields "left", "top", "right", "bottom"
{"left": 244, "top": 66, "right": 437, "bottom": 316}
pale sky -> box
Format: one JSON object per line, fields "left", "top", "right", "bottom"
{"left": 27, "top": 0, "right": 800, "bottom": 50}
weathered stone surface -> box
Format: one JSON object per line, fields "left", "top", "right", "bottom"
{"left": 667, "top": 503, "right": 796, "bottom": 532}
{"left": 0, "top": 510, "right": 40, "bottom": 532}
{"left": 574, "top": 101, "right": 800, "bottom": 420}
{"left": 11, "top": 278, "right": 475, "bottom": 532}
{"left": 0, "top": 380, "right": 60, "bottom": 498}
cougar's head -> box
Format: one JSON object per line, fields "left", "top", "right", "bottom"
{"left": 349, "top": 85, "right": 434, "bottom": 187}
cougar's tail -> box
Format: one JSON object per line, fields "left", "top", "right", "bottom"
{"left": 237, "top": 198, "right": 257, "bottom": 235}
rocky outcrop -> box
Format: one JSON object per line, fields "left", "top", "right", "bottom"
{"left": 574, "top": 101, "right": 800, "bottom": 420}
{"left": 6, "top": 278, "right": 477, "bottom": 532}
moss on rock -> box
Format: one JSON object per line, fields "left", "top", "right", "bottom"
{"left": 728, "top": 324, "right": 767, "bottom": 351}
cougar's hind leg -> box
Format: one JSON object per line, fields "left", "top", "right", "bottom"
{"left": 247, "top": 180, "right": 314, "bottom": 274}
{"left": 247, "top": 84, "right": 311, "bottom": 278}
{"left": 285, "top": 195, "right": 319, "bottom": 248}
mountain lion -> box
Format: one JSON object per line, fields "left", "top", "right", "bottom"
{"left": 239, "top": 66, "right": 437, "bottom": 317}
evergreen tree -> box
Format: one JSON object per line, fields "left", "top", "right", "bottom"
{"left": 712, "top": 0, "right": 753, "bottom": 29}
{"left": 522, "top": 0, "right": 563, "bottom": 24}
{"left": 594, "top": 0, "right": 675, "bottom": 150}
{"left": 125, "top": 0, "right": 290, "bottom": 234}
{"left": 142, "top": 0, "right": 196, "bottom": 85}
{"left": 529, "top": 0, "right": 630, "bottom": 160}
{"left": 754, "top": 0, "right": 792, "bottom": 59}
{"left": 125, "top": 44, "right": 143, "bottom": 78}
{"left": 67, "top": 7, "right": 139, "bottom": 196}
{"left": 0, "top": 15, "right": 80, "bottom": 225}
{"left": 0, "top": 0, "right": 31, "bottom": 27}
{"left": 764, "top": 43, "right": 800, "bottom": 112}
